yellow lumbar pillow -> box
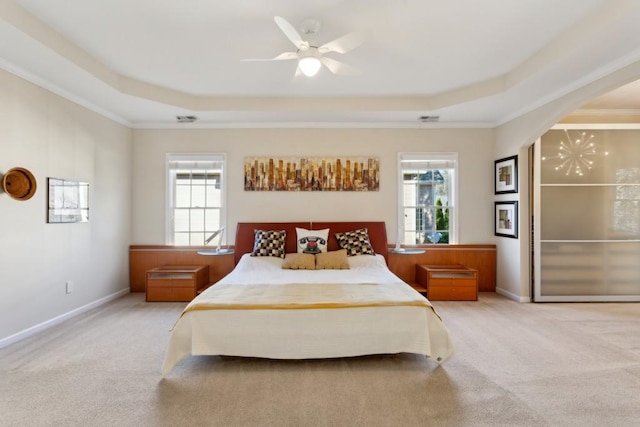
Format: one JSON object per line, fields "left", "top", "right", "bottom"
{"left": 315, "top": 249, "right": 350, "bottom": 270}
{"left": 282, "top": 253, "right": 316, "bottom": 270}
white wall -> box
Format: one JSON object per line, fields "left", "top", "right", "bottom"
{"left": 131, "top": 128, "right": 494, "bottom": 247}
{"left": 0, "top": 70, "right": 133, "bottom": 343}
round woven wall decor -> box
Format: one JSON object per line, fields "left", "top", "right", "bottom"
{"left": 2, "top": 167, "right": 37, "bottom": 201}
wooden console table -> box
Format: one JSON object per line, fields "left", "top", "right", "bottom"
{"left": 415, "top": 264, "right": 478, "bottom": 301}
{"left": 146, "top": 265, "right": 209, "bottom": 302}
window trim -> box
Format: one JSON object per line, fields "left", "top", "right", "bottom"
{"left": 397, "top": 152, "right": 458, "bottom": 245}
{"left": 165, "top": 153, "right": 227, "bottom": 246}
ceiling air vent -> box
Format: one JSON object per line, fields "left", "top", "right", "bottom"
{"left": 419, "top": 115, "right": 440, "bottom": 123}
{"left": 176, "top": 115, "right": 198, "bottom": 123}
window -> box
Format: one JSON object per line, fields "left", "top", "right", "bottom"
{"left": 166, "top": 154, "right": 226, "bottom": 246}
{"left": 398, "top": 153, "right": 457, "bottom": 244}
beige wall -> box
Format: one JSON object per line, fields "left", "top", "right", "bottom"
{"left": 0, "top": 70, "right": 133, "bottom": 343}
{"left": 131, "top": 128, "right": 495, "bottom": 246}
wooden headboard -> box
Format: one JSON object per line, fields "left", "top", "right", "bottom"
{"left": 235, "top": 221, "right": 388, "bottom": 265}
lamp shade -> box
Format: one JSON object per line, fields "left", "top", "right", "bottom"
{"left": 299, "top": 57, "right": 321, "bottom": 77}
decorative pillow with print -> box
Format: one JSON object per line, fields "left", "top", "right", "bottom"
{"left": 296, "top": 228, "right": 329, "bottom": 254}
{"left": 250, "top": 229, "right": 287, "bottom": 258}
{"left": 335, "top": 228, "right": 375, "bottom": 256}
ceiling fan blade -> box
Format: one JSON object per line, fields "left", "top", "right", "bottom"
{"left": 241, "top": 52, "right": 298, "bottom": 61}
{"left": 321, "top": 57, "right": 361, "bottom": 76}
{"left": 274, "top": 52, "right": 299, "bottom": 60}
{"left": 319, "top": 31, "right": 367, "bottom": 54}
{"left": 274, "top": 16, "right": 307, "bottom": 50}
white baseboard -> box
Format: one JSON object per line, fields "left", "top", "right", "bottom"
{"left": 0, "top": 288, "right": 130, "bottom": 349}
{"left": 496, "top": 287, "right": 531, "bottom": 303}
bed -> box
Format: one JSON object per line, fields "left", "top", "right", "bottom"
{"left": 162, "top": 221, "right": 454, "bottom": 375}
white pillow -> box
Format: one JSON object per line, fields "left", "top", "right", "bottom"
{"left": 296, "top": 227, "right": 329, "bottom": 254}
{"left": 347, "top": 253, "right": 387, "bottom": 269}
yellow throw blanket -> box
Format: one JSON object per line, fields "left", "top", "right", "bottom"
{"left": 183, "top": 282, "right": 432, "bottom": 313}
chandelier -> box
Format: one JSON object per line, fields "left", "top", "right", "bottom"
{"left": 542, "top": 130, "right": 608, "bottom": 176}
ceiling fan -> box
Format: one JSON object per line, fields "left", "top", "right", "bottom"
{"left": 243, "top": 16, "right": 366, "bottom": 77}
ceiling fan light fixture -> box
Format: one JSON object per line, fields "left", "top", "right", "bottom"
{"left": 299, "top": 56, "right": 321, "bottom": 77}
{"left": 244, "top": 17, "right": 362, "bottom": 77}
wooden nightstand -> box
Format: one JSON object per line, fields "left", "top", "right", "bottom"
{"left": 145, "top": 265, "right": 209, "bottom": 302}
{"left": 416, "top": 264, "right": 478, "bottom": 301}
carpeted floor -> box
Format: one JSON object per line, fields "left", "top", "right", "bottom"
{"left": 1, "top": 293, "right": 639, "bottom": 426}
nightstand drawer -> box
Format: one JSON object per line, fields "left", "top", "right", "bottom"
{"left": 416, "top": 264, "right": 479, "bottom": 301}
{"left": 146, "top": 286, "right": 194, "bottom": 302}
{"left": 146, "top": 277, "right": 195, "bottom": 289}
{"left": 429, "top": 277, "right": 477, "bottom": 288}
{"left": 145, "top": 266, "right": 209, "bottom": 302}
{"left": 429, "top": 285, "right": 477, "bottom": 301}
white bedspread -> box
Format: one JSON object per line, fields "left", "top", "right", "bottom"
{"left": 162, "top": 254, "right": 454, "bottom": 375}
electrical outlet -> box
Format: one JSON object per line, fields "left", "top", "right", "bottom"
{"left": 66, "top": 281, "right": 73, "bottom": 294}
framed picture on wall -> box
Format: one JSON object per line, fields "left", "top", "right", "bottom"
{"left": 243, "top": 156, "right": 380, "bottom": 191}
{"left": 495, "top": 201, "right": 518, "bottom": 238}
{"left": 47, "top": 178, "right": 89, "bottom": 223}
{"left": 494, "top": 155, "right": 518, "bottom": 194}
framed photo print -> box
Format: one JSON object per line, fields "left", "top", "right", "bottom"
{"left": 495, "top": 201, "right": 518, "bottom": 238}
{"left": 494, "top": 155, "right": 518, "bottom": 194}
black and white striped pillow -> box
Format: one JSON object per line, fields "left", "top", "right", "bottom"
{"left": 250, "top": 229, "right": 287, "bottom": 258}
